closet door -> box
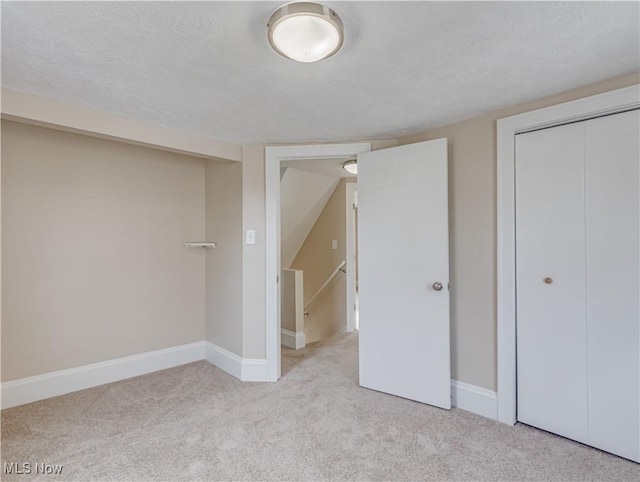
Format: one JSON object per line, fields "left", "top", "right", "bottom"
{"left": 585, "top": 110, "right": 640, "bottom": 461}
{"left": 516, "top": 109, "right": 640, "bottom": 462}
{"left": 515, "top": 123, "right": 589, "bottom": 444}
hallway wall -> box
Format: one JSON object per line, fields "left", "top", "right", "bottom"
{"left": 280, "top": 167, "right": 339, "bottom": 269}
{"left": 291, "top": 180, "right": 347, "bottom": 344}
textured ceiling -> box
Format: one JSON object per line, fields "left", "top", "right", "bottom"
{"left": 2, "top": 1, "right": 639, "bottom": 145}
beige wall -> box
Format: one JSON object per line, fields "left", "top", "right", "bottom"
{"left": 1, "top": 121, "right": 206, "bottom": 381}
{"left": 2, "top": 88, "right": 242, "bottom": 162}
{"left": 291, "top": 180, "right": 347, "bottom": 344}
{"left": 399, "top": 71, "right": 640, "bottom": 391}
{"left": 205, "top": 161, "right": 243, "bottom": 356}
{"left": 6, "top": 72, "right": 635, "bottom": 387}
{"left": 241, "top": 145, "right": 267, "bottom": 359}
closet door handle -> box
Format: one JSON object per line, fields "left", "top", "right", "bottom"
{"left": 544, "top": 277, "right": 553, "bottom": 284}
{"left": 432, "top": 282, "right": 443, "bottom": 291}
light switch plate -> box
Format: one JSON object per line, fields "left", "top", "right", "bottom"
{"left": 332, "top": 239, "right": 338, "bottom": 250}
{"left": 246, "top": 230, "right": 256, "bottom": 245}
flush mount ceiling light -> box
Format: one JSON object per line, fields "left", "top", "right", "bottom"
{"left": 342, "top": 159, "right": 357, "bottom": 175}
{"left": 268, "top": 2, "right": 344, "bottom": 63}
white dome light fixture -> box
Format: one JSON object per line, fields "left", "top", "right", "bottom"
{"left": 342, "top": 159, "right": 357, "bottom": 175}
{"left": 268, "top": 2, "right": 344, "bottom": 63}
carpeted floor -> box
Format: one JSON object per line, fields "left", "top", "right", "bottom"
{"left": 2, "top": 332, "right": 639, "bottom": 481}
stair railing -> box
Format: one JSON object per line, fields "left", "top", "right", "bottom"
{"left": 304, "top": 260, "right": 346, "bottom": 316}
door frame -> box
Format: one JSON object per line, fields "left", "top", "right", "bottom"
{"left": 265, "top": 143, "right": 371, "bottom": 381}
{"left": 496, "top": 84, "right": 640, "bottom": 424}
{"left": 345, "top": 181, "right": 358, "bottom": 332}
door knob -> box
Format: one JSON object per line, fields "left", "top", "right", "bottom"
{"left": 432, "top": 282, "right": 443, "bottom": 291}
{"left": 544, "top": 277, "right": 553, "bottom": 284}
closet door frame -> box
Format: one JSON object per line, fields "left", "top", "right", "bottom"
{"left": 496, "top": 84, "right": 640, "bottom": 425}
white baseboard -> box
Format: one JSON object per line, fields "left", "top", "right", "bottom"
{"left": 204, "top": 342, "right": 269, "bottom": 382}
{"left": 2, "top": 344, "right": 493, "bottom": 412}
{"left": 241, "top": 358, "right": 269, "bottom": 382}
{"left": 281, "top": 329, "right": 305, "bottom": 350}
{"left": 451, "top": 379, "right": 498, "bottom": 420}
{"left": 204, "top": 342, "right": 242, "bottom": 379}
{"left": 1, "top": 341, "right": 206, "bottom": 410}
{"left": 2, "top": 341, "right": 271, "bottom": 409}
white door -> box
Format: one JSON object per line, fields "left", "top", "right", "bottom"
{"left": 516, "top": 110, "right": 640, "bottom": 462}
{"left": 584, "top": 110, "right": 639, "bottom": 461}
{"left": 357, "top": 138, "right": 451, "bottom": 408}
{"left": 516, "top": 123, "right": 589, "bottom": 444}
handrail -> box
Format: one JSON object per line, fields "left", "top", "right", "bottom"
{"left": 304, "top": 260, "right": 346, "bottom": 313}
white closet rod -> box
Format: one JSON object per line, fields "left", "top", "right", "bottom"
{"left": 183, "top": 242, "right": 217, "bottom": 248}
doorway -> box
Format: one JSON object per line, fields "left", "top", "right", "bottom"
{"left": 265, "top": 143, "right": 372, "bottom": 381}
{"left": 266, "top": 139, "right": 453, "bottom": 411}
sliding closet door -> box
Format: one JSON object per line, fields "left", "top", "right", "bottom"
{"left": 515, "top": 123, "right": 589, "bottom": 444}
{"left": 585, "top": 110, "right": 640, "bottom": 461}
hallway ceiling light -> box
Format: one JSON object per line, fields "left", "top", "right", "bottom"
{"left": 342, "top": 160, "right": 357, "bottom": 175}
{"left": 268, "top": 2, "right": 344, "bottom": 63}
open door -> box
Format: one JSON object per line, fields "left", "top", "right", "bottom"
{"left": 357, "top": 138, "right": 450, "bottom": 408}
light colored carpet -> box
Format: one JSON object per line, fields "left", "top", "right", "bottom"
{"left": 2, "top": 332, "right": 639, "bottom": 481}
